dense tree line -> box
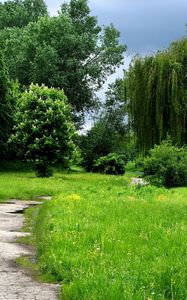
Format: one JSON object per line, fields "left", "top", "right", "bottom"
{"left": 0, "top": 0, "right": 126, "bottom": 176}
{"left": 0, "top": 0, "right": 186, "bottom": 178}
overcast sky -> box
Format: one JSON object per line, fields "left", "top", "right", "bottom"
{"left": 46, "top": 0, "right": 187, "bottom": 55}
{"left": 45, "top": 0, "right": 187, "bottom": 90}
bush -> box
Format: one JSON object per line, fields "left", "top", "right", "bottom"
{"left": 93, "top": 153, "right": 127, "bottom": 175}
{"left": 9, "top": 84, "right": 76, "bottom": 177}
{"left": 143, "top": 141, "right": 187, "bottom": 187}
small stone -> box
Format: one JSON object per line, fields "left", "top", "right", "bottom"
{"left": 131, "top": 177, "right": 149, "bottom": 186}
{"left": 36, "top": 196, "right": 52, "bottom": 201}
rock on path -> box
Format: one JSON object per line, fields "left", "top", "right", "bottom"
{"left": 0, "top": 200, "right": 59, "bottom": 300}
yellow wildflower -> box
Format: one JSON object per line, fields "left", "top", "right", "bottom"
{"left": 68, "top": 194, "right": 81, "bottom": 201}
{"left": 157, "top": 194, "right": 167, "bottom": 201}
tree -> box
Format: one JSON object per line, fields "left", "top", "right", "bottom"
{"left": 0, "top": 51, "right": 14, "bottom": 158}
{"left": 126, "top": 38, "right": 187, "bottom": 152}
{"left": 105, "top": 78, "right": 128, "bottom": 136}
{"left": 79, "top": 78, "right": 132, "bottom": 171}
{"left": 79, "top": 117, "right": 116, "bottom": 171}
{"left": 0, "top": 0, "right": 48, "bottom": 29}
{"left": 9, "top": 84, "right": 76, "bottom": 177}
{"left": 0, "top": 0, "right": 126, "bottom": 124}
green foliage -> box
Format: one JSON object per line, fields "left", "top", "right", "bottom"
{"left": 0, "top": 0, "right": 126, "bottom": 122}
{"left": 104, "top": 79, "right": 129, "bottom": 137}
{"left": 104, "top": 78, "right": 137, "bottom": 160}
{"left": 0, "top": 51, "right": 15, "bottom": 157}
{"left": 143, "top": 140, "right": 187, "bottom": 187}
{"left": 9, "top": 84, "right": 76, "bottom": 177}
{"left": 80, "top": 77, "right": 136, "bottom": 173}
{"left": 93, "top": 153, "right": 126, "bottom": 175}
{"left": 79, "top": 116, "right": 123, "bottom": 171}
{"left": 127, "top": 38, "right": 187, "bottom": 152}
{"left": 80, "top": 79, "right": 130, "bottom": 172}
{"left": 0, "top": 0, "right": 48, "bottom": 29}
{"left": 79, "top": 122, "right": 108, "bottom": 172}
{"left": 0, "top": 160, "right": 32, "bottom": 172}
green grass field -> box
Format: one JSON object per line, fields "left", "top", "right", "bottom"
{"left": 0, "top": 166, "right": 187, "bottom": 299}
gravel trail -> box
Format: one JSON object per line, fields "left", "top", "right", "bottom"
{"left": 0, "top": 200, "right": 59, "bottom": 300}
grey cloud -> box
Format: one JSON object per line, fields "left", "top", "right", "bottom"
{"left": 88, "top": 0, "right": 187, "bottom": 54}
{"left": 45, "top": 0, "right": 187, "bottom": 54}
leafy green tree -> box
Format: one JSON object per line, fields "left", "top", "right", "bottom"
{"left": 80, "top": 115, "right": 128, "bottom": 172}
{"left": 0, "top": 0, "right": 48, "bottom": 29}
{"left": 105, "top": 79, "right": 128, "bottom": 136}
{"left": 79, "top": 78, "right": 132, "bottom": 171}
{"left": 0, "top": 51, "right": 14, "bottom": 157}
{"left": 80, "top": 118, "right": 114, "bottom": 171}
{"left": 9, "top": 84, "right": 76, "bottom": 177}
{"left": 0, "top": 0, "right": 126, "bottom": 123}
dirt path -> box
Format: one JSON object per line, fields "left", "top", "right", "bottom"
{"left": 0, "top": 200, "right": 59, "bottom": 300}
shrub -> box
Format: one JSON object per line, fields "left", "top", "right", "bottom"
{"left": 93, "top": 153, "right": 127, "bottom": 175}
{"left": 9, "top": 84, "right": 76, "bottom": 177}
{"left": 143, "top": 141, "right": 187, "bottom": 187}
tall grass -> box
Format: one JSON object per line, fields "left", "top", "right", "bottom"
{"left": 30, "top": 172, "right": 187, "bottom": 299}
{"left": 0, "top": 164, "right": 186, "bottom": 299}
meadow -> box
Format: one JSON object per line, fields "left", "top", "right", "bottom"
{"left": 0, "top": 164, "right": 187, "bottom": 299}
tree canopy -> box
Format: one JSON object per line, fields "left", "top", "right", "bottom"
{"left": 0, "top": 0, "right": 126, "bottom": 124}
{"left": 9, "top": 84, "right": 76, "bottom": 176}
{"left": 79, "top": 79, "right": 130, "bottom": 171}
{"left": 0, "top": 0, "right": 48, "bottom": 29}
{"left": 126, "top": 38, "right": 187, "bottom": 152}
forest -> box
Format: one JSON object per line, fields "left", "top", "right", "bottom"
{"left": 0, "top": 0, "right": 186, "bottom": 299}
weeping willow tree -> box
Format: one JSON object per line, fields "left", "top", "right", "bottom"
{"left": 127, "top": 38, "right": 187, "bottom": 152}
